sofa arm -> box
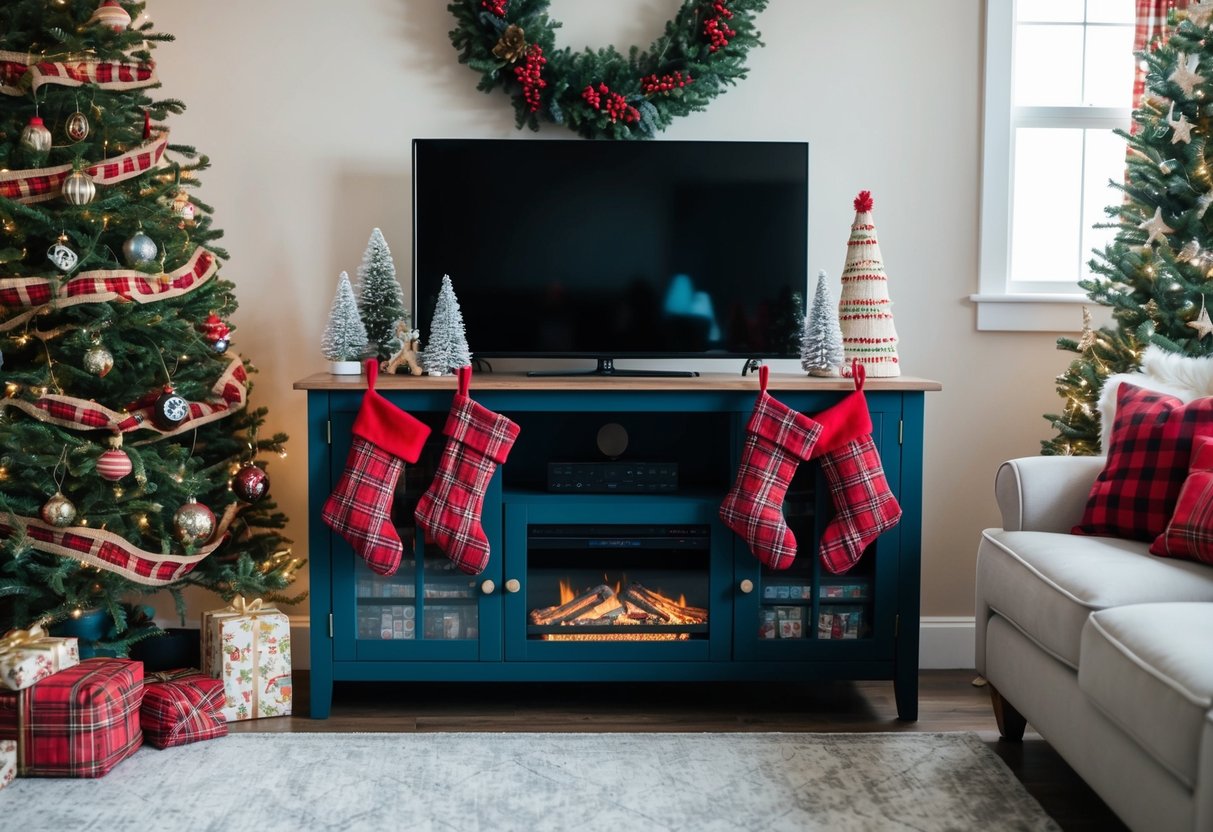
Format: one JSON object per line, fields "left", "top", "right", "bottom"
{"left": 994, "top": 456, "right": 1106, "bottom": 533}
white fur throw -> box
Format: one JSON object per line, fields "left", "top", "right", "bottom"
{"left": 1098, "top": 345, "right": 1213, "bottom": 450}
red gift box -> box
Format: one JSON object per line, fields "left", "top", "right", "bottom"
{"left": 0, "top": 657, "right": 143, "bottom": 777}
{"left": 141, "top": 668, "right": 227, "bottom": 749}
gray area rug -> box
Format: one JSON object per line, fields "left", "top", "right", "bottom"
{"left": 4, "top": 732, "right": 1060, "bottom": 831}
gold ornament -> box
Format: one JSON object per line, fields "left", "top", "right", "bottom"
{"left": 1144, "top": 299, "right": 1160, "bottom": 320}
{"left": 83, "top": 343, "right": 114, "bottom": 377}
{"left": 492, "top": 25, "right": 528, "bottom": 63}
{"left": 65, "top": 110, "right": 90, "bottom": 142}
{"left": 173, "top": 497, "right": 215, "bottom": 544}
{"left": 40, "top": 492, "right": 77, "bottom": 527}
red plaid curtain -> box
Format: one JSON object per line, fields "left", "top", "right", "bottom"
{"left": 1133, "top": 0, "right": 1189, "bottom": 109}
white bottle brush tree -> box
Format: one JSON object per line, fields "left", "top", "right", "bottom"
{"left": 357, "top": 228, "right": 408, "bottom": 360}
{"left": 801, "top": 270, "right": 844, "bottom": 376}
{"left": 322, "top": 271, "right": 369, "bottom": 370}
{"left": 421, "top": 274, "right": 472, "bottom": 375}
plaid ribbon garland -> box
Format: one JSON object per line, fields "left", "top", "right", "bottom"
{"left": 0, "top": 502, "right": 237, "bottom": 586}
{"left": 0, "top": 49, "right": 156, "bottom": 96}
{"left": 141, "top": 669, "right": 227, "bottom": 749}
{"left": 0, "top": 129, "right": 169, "bottom": 204}
{"left": 0, "top": 246, "right": 217, "bottom": 331}
{"left": 0, "top": 351, "right": 248, "bottom": 438}
{"left": 0, "top": 658, "right": 143, "bottom": 778}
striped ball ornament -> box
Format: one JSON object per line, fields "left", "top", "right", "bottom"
{"left": 97, "top": 447, "right": 132, "bottom": 481}
{"left": 88, "top": 0, "right": 131, "bottom": 31}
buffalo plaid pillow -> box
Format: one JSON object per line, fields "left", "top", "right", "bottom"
{"left": 1074, "top": 383, "right": 1213, "bottom": 541}
{"left": 141, "top": 669, "right": 227, "bottom": 749}
{"left": 1150, "top": 434, "right": 1213, "bottom": 564}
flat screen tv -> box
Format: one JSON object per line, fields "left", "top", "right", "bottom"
{"left": 413, "top": 138, "right": 808, "bottom": 376}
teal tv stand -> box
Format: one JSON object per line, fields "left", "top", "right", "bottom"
{"left": 295, "top": 371, "right": 939, "bottom": 720}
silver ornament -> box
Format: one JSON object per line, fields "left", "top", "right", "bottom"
{"left": 62, "top": 170, "right": 95, "bottom": 205}
{"left": 83, "top": 344, "right": 114, "bottom": 377}
{"left": 211, "top": 337, "right": 229, "bottom": 355}
{"left": 40, "top": 492, "right": 77, "bottom": 527}
{"left": 122, "top": 232, "right": 158, "bottom": 267}
{"left": 47, "top": 241, "right": 79, "bottom": 272}
{"left": 20, "top": 116, "right": 52, "bottom": 153}
{"left": 173, "top": 497, "right": 215, "bottom": 543}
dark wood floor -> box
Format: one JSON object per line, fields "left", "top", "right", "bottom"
{"left": 231, "top": 669, "right": 1127, "bottom": 832}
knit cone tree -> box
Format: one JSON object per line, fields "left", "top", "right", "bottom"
{"left": 356, "top": 228, "right": 407, "bottom": 361}
{"left": 421, "top": 274, "right": 472, "bottom": 376}
{"left": 838, "top": 191, "right": 900, "bottom": 377}
{"left": 801, "top": 270, "right": 844, "bottom": 376}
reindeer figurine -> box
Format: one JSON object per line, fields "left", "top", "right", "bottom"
{"left": 381, "top": 320, "right": 423, "bottom": 376}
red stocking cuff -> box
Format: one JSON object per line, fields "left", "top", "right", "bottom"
{"left": 352, "top": 360, "right": 431, "bottom": 462}
{"left": 749, "top": 392, "right": 819, "bottom": 461}
{"left": 444, "top": 395, "right": 520, "bottom": 466}
{"left": 811, "top": 389, "right": 873, "bottom": 457}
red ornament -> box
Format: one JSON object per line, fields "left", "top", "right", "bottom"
{"left": 853, "top": 190, "right": 874, "bottom": 213}
{"left": 232, "top": 463, "right": 270, "bottom": 504}
{"left": 200, "top": 313, "right": 231, "bottom": 343}
{"left": 481, "top": 0, "right": 508, "bottom": 16}
{"left": 143, "top": 109, "right": 152, "bottom": 140}
{"left": 97, "top": 446, "right": 132, "bottom": 481}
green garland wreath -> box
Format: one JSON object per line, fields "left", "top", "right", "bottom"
{"left": 448, "top": 0, "right": 769, "bottom": 140}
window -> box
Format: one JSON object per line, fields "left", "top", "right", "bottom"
{"left": 975, "top": 0, "right": 1135, "bottom": 330}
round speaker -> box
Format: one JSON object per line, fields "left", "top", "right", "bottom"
{"left": 596, "top": 422, "right": 629, "bottom": 458}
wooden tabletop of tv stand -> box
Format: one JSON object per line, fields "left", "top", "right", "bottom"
{"left": 293, "top": 371, "right": 942, "bottom": 392}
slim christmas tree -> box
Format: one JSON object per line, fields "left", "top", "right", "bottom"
{"left": 801, "top": 270, "right": 844, "bottom": 376}
{"left": 1043, "top": 3, "right": 1213, "bottom": 455}
{"left": 356, "top": 228, "right": 407, "bottom": 360}
{"left": 0, "top": 0, "right": 300, "bottom": 650}
{"left": 321, "top": 271, "right": 368, "bottom": 364}
{"left": 421, "top": 274, "right": 472, "bottom": 376}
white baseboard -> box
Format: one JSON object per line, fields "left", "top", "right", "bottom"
{"left": 283, "top": 615, "right": 974, "bottom": 673}
{"left": 919, "top": 616, "right": 976, "bottom": 669}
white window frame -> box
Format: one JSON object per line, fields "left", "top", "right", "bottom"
{"left": 973, "top": 0, "right": 1129, "bottom": 331}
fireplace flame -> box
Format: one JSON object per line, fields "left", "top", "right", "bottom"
{"left": 530, "top": 581, "right": 707, "bottom": 641}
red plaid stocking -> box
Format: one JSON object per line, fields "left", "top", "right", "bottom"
{"left": 415, "top": 366, "right": 520, "bottom": 575}
{"left": 815, "top": 363, "right": 902, "bottom": 574}
{"left": 719, "top": 366, "right": 822, "bottom": 570}
{"left": 322, "top": 360, "right": 431, "bottom": 576}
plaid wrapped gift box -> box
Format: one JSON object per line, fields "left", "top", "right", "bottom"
{"left": 0, "top": 657, "right": 143, "bottom": 777}
{"left": 0, "top": 626, "right": 80, "bottom": 691}
{"left": 141, "top": 668, "right": 227, "bottom": 749}
{"left": 201, "top": 597, "right": 292, "bottom": 722}
{"left": 1, "top": 739, "right": 14, "bottom": 790}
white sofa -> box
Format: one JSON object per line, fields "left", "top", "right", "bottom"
{"left": 975, "top": 456, "right": 1213, "bottom": 832}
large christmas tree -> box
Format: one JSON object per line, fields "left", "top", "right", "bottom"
{"left": 1044, "top": 3, "right": 1213, "bottom": 455}
{"left": 0, "top": 0, "right": 300, "bottom": 651}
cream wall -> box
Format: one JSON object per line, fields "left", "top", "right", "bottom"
{"left": 149, "top": 1, "right": 1073, "bottom": 633}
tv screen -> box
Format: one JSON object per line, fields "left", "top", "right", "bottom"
{"left": 413, "top": 139, "right": 808, "bottom": 369}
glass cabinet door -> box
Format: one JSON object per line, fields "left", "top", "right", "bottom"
{"left": 732, "top": 410, "right": 899, "bottom": 661}
{"left": 330, "top": 407, "right": 502, "bottom": 662}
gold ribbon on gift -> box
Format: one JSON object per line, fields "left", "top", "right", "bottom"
{"left": 228, "top": 596, "right": 264, "bottom": 615}
{"left": 0, "top": 625, "right": 49, "bottom": 658}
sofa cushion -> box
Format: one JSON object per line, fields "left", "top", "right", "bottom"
{"left": 978, "top": 528, "right": 1213, "bottom": 668}
{"left": 1079, "top": 603, "right": 1213, "bottom": 790}
{"left": 1151, "top": 435, "right": 1213, "bottom": 565}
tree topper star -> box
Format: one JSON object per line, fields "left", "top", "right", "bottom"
{"left": 1139, "top": 206, "right": 1175, "bottom": 246}
{"left": 1188, "top": 301, "right": 1213, "bottom": 340}
{"left": 1170, "top": 53, "right": 1207, "bottom": 97}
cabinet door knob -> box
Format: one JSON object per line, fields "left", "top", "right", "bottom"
{"left": 739, "top": 579, "right": 754, "bottom": 594}
{"left": 504, "top": 578, "right": 521, "bottom": 594}
{"left": 480, "top": 579, "right": 495, "bottom": 595}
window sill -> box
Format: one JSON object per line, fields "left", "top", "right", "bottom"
{"left": 969, "top": 293, "right": 1112, "bottom": 332}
